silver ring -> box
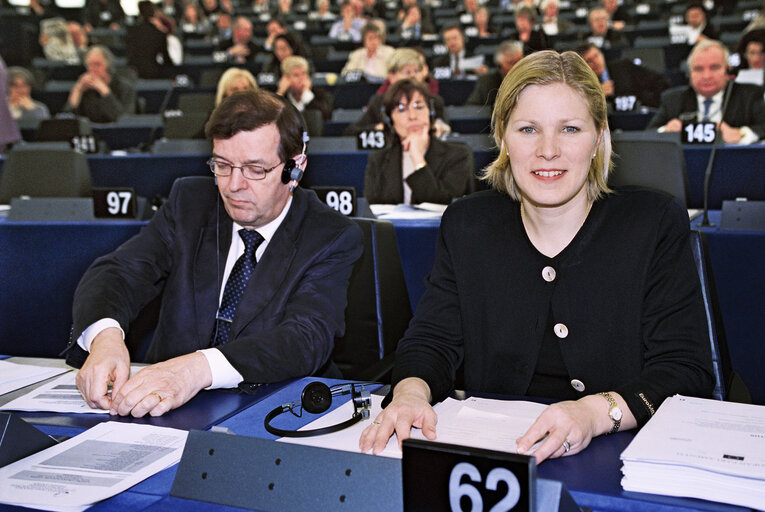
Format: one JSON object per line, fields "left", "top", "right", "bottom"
{"left": 562, "top": 440, "right": 571, "bottom": 453}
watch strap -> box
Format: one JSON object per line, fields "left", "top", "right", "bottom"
{"left": 599, "top": 392, "right": 621, "bottom": 435}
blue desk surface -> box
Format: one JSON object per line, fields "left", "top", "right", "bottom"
{"left": 8, "top": 377, "right": 748, "bottom": 512}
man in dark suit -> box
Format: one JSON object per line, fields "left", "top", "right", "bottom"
{"left": 126, "top": 1, "right": 173, "bottom": 79}
{"left": 648, "top": 39, "right": 765, "bottom": 144}
{"left": 431, "top": 24, "right": 486, "bottom": 76}
{"left": 218, "top": 16, "right": 262, "bottom": 64}
{"left": 66, "top": 90, "right": 363, "bottom": 417}
{"left": 576, "top": 43, "right": 670, "bottom": 109}
{"left": 466, "top": 40, "right": 523, "bottom": 106}
{"left": 584, "top": 7, "right": 628, "bottom": 50}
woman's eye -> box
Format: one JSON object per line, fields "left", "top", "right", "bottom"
{"left": 520, "top": 126, "right": 535, "bottom": 134}
{"left": 563, "top": 126, "right": 580, "bottom": 133}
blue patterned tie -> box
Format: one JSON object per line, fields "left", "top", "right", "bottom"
{"left": 702, "top": 98, "right": 713, "bottom": 122}
{"left": 212, "top": 229, "right": 264, "bottom": 346}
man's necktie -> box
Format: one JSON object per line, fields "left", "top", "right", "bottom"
{"left": 454, "top": 53, "right": 462, "bottom": 77}
{"left": 702, "top": 98, "right": 714, "bottom": 122}
{"left": 211, "top": 229, "right": 264, "bottom": 346}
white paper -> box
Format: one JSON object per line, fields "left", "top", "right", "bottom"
{"left": 279, "top": 396, "right": 548, "bottom": 459}
{"left": 735, "top": 69, "right": 764, "bottom": 87}
{"left": 0, "top": 422, "right": 188, "bottom": 510}
{"left": 0, "top": 366, "right": 144, "bottom": 414}
{"left": 370, "top": 203, "right": 446, "bottom": 219}
{"left": 620, "top": 395, "right": 765, "bottom": 510}
{"left": 0, "top": 360, "right": 69, "bottom": 396}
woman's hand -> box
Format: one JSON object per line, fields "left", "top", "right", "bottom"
{"left": 359, "top": 377, "right": 437, "bottom": 454}
{"left": 516, "top": 393, "right": 635, "bottom": 464}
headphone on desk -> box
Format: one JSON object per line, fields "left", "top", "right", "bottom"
{"left": 264, "top": 381, "right": 373, "bottom": 438}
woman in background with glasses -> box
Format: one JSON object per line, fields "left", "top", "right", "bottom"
{"left": 362, "top": 79, "right": 473, "bottom": 205}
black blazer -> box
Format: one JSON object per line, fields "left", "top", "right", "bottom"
{"left": 647, "top": 83, "right": 765, "bottom": 138}
{"left": 126, "top": 22, "right": 173, "bottom": 79}
{"left": 391, "top": 190, "right": 714, "bottom": 426}
{"left": 66, "top": 178, "right": 363, "bottom": 384}
{"left": 364, "top": 137, "right": 474, "bottom": 204}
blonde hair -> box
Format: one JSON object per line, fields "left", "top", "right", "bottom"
{"left": 281, "top": 55, "right": 309, "bottom": 75}
{"left": 483, "top": 50, "right": 612, "bottom": 202}
{"left": 386, "top": 48, "right": 423, "bottom": 73}
{"left": 215, "top": 67, "right": 258, "bottom": 106}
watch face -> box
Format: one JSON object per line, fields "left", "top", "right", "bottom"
{"left": 611, "top": 407, "right": 623, "bottom": 421}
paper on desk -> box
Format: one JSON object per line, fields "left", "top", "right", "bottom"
{"left": 0, "top": 366, "right": 144, "bottom": 414}
{"left": 280, "top": 395, "right": 548, "bottom": 458}
{"left": 0, "top": 360, "right": 69, "bottom": 396}
{"left": 370, "top": 203, "right": 446, "bottom": 219}
{"left": 621, "top": 394, "right": 765, "bottom": 510}
{"left": 0, "top": 421, "right": 188, "bottom": 511}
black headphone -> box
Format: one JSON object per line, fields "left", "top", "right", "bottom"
{"left": 276, "top": 93, "right": 310, "bottom": 191}
{"left": 264, "top": 381, "right": 372, "bottom": 438}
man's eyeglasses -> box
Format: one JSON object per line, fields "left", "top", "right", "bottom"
{"left": 392, "top": 100, "right": 427, "bottom": 115}
{"left": 208, "top": 158, "right": 283, "bottom": 181}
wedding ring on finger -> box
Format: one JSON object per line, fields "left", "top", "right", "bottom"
{"left": 149, "top": 392, "right": 163, "bottom": 402}
{"left": 562, "top": 439, "right": 571, "bottom": 453}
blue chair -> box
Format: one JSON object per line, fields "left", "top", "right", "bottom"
{"left": 689, "top": 231, "right": 751, "bottom": 402}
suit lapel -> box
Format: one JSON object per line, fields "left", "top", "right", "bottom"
{"left": 229, "top": 190, "right": 304, "bottom": 337}
{"left": 193, "top": 201, "right": 232, "bottom": 346}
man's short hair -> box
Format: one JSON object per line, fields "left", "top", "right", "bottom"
{"left": 206, "top": 89, "right": 306, "bottom": 162}
{"left": 573, "top": 42, "right": 598, "bottom": 57}
{"left": 281, "top": 55, "right": 309, "bottom": 75}
{"left": 441, "top": 23, "right": 463, "bottom": 38}
{"left": 361, "top": 20, "right": 385, "bottom": 40}
{"left": 387, "top": 48, "right": 423, "bottom": 73}
{"left": 687, "top": 39, "right": 730, "bottom": 70}
{"left": 85, "top": 45, "right": 116, "bottom": 73}
{"left": 516, "top": 6, "right": 537, "bottom": 23}
{"left": 495, "top": 40, "right": 523, "bottom": 65}
{"left": 7, "top": 66, "right": 35, "bottom": 88}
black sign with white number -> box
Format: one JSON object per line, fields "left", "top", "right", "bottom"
{"left": 402, "top": 439, "right": 535, "bottom": 512}
{"left": 93, "top": 188, "right": 137, "bottom": 218}
{"left": 70, "top": 134, "right": 99, "bottom": 154}
{"left": 312, "top": 186, "right": 357, "bottom": 216}
{"left": 613, "top": 95, "right": 637, "bottom": 112}
{"left": 357, "top": 130, "right": 387, "bottom": 150}
{"left": 344, "top": 70, "right": 363, "bottom": 83}
{"left": 683, "top": 121, "right": 717, "bottom": 144}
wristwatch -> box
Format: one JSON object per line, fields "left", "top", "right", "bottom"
{"left": 599, "top": 392, "right": 622, "bottom": 435}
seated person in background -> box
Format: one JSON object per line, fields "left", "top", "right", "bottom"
{"left": 7, "top": 66, "right": 51, "bottom": 124}
{"left": 472, "top": 7, "right": 498, "bottom": 39}
{"left": 66, "top": 89, "right": 364, "bottom": 417}
{"left": 364, "top": 79, "right": 473, "bottom": 205}
{"left": 398, "top": 4, "right": 435, "bottom": 40}
{"left": 377, "top": 48, "right": 439, "bottom": 96}
{"left": 218, "top": 16, "right": 261, "bottom": 64}
{"left": 341, "top": 21, "right": 395, "bottom": 82}
{"left": 362, "top": 0, "right": 386, "bottom": 20}
{"left": 215, "top": 67, "right": 258, "bottom": 106}
{"left": 68, "top": 21, "right": 90, "bottom": 60}
{"left": 263, "top": 18, "right": 287, "bottom": 52}
{"left": 360, "top": 50, "right": 714, "bottom": 462}
{"left": 126, "top": 1, "right": 174, "bottom": 79}
{"left": 515, "top": 6, "right": 548, "bottom": 54}
{"left": 466, "top": 40, "right": 524, "bottom": 106}
{"left": 82, "top": 0, "right": 125, "bottom": 31}
{"left": 179, "top": 3, "right": 212, "bottom": 36}
{"left": 682, "top": 1, "right": 719, "bottom": 45}
{"left": 329, "top": 1, "right": 365, "bottom": 42}
{"left": 344, "top": 48, "right": 450, "bottom": 136}
{"left": 576, "top": 43, "right": 670, "bottom": 109}
{"left": 734, "top": 29, "right": 765, "bottom": 81}
{"left": 540, "top": 0, "right": 574, "bottom": 37}
{"left": 39, "top": 17, "right": 81, "bottom": 63}
{"left": 584, "top": 7, "right": 627, "bottom": 50}
{"left": 277, "top": 56, "right": 334, "bottom": 121}
{"left": 263, "top": 33, "right": 311, "bottom": 80}
{"left": 431, "top": 25, "right": 487, "bottom": 77}
{"left": 63, "top": 45, "right": 136, "bottom": 123}
{"left": 601, "top": 0, "right": 631, "bottom": 30}
{"left": 0, "top": 57, "right": 21, "bottom": 153}
{"left": 648, "top": 39, "right": 765, "bottom": 144}
{"left": 309, "top": 0, "right": 338, "bottom": 20}
{"left": 209, "top": 12, "right": 233, "bottom": 43}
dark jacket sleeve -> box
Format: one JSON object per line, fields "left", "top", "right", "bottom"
{"left": 647, "top": 87, "right": 684, "bottom": 130}
{"left": 407, "top": 140, "right": 473, "bottom": 204}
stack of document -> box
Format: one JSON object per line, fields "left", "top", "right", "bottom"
{"left": 0, "top": 360, "right": 69, "bottom": 396}
{"left": 620, "top": 395, "right": 765, "bottom": 510}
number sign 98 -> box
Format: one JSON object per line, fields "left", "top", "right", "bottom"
{"left": 325, "top": 190, "right": 353, "bottom": 215}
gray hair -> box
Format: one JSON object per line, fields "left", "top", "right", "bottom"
{"left": 495, "top": 40, "right": 523, "bottom": 65}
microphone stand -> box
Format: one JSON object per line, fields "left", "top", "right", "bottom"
{"left": 699, "top": 79, "right": 734, "bottom": 227}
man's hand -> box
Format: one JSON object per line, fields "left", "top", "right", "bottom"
{"left": 109, "top": 352, "right": 213, "bottom": 417}
{"left": 662, "top": 118, "right": 683, "bottom": 132}
{"left": 75, "top": 327, "right": 130, "bottom": 410}
{"left": 720, "top": 121, "right": 743, "bottom": 144}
